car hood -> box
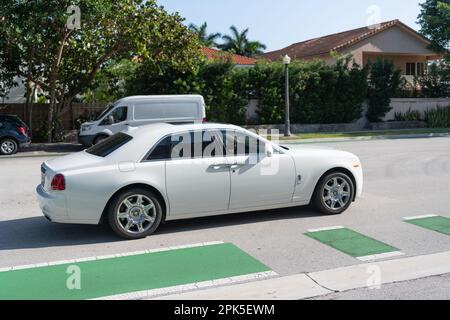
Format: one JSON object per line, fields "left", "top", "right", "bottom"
{"left": 282, "top": 144, "right": 360, "bottom": 161}
{"left": 44, "top": 151, "right": 105, "bottom": 173}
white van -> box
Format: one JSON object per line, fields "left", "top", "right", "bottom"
{"left": 78, "top": 95, "right": 207, "bottom": 146}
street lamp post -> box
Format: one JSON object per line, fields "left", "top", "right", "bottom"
{"left": 283, "top": 55, "right": 292, "bottom": 137}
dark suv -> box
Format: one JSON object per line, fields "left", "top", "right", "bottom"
{"left": 0, "top": 115, "right": 31, "bottom": 155}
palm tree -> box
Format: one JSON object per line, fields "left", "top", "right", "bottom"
{"left": 188, "top": 22, "right": 221, "bottom": 48}
{"left": 218, "top": 25, "right": 267, "bottom": 57}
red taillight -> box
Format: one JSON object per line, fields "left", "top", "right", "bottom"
{"left": 18, "top": 127, "right": 27, "bottom": 135}
{"left": 203, "top": 117, "right": 207, "bottom": 123}
{"left": 51, "top": 174, "right": 65, "bottom": 191}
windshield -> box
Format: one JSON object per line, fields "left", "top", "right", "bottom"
{"left": 86, "top": 133, "right": 133, "bottom": 157}
{"left": 96, "top": 104, "right": 115, "bottom": 121}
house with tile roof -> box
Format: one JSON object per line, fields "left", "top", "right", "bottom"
{"left": 202, "top": 47, "right": 256, "bottom": 67}
{"left": 263, "top": 20, "right": 443, "bottom": 81}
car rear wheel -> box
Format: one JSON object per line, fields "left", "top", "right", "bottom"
{"left": 313, "top": 172, "right": 354, "bottom": 215}
{"left": 0, "top": 138, "right": 18, "bottom": 155}
{"left": 107, "top": 188, "right": 163, "bottom": 240}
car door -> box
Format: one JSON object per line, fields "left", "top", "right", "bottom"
{"left": 164, "top": 129, "right": 231, "bottom": 216}
{"left": 224, "top": 130, "right": 296, "bottom": 210}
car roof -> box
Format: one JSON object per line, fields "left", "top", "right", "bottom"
{"left": 114, "top": 95, "right": 205, "bottom": 105}
{"left": 126, "top": 122, "right": 241, "bottom": 138}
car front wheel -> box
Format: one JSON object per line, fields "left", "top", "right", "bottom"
{"left": 313, "top": 172, "right": 355, "bottom": 215}
{"left": 107, "top": 188, "right": 163, "bottom": 240}
{"left": 0, "top": 138, "right": 18, "bottom": 155}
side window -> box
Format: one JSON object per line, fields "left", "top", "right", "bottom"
{"left": 147, "top": 136, "right": 172, "bottom": 161}
{"left": 145, "top": 130, "right": 223, "bottom": 161}
{"left": 223, "top": 131, "right": 266, "bottom": 156}
{"left": 111, "top": 106, "right": 128, "bottom": 123}
{"left": 102, "top": 106, "right": 128, "bottom": 125}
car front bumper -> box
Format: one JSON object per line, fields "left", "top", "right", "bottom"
{"left": 36, "top": 184, "right": 69, "bottom": 223}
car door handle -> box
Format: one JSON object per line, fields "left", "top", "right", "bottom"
{"left": 211, "top": 163, "right": 230, "bottom": 170}
{"left": 229, "top": 163, "right": 245, "bottom": 170}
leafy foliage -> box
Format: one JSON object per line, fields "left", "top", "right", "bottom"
{"left": 218, "top": 26, "right": 267, "bottom": 57}
{"left": 418, "top": 0, "right": 450, "bottom": 55}
{"left": 366, "top": 59, "right": 403, "bottom": 122}
{"left": 0, "top": 0, "right": 202, "bottom": 141}
{"left": 424, "top": 106, "right": 450, "bottom": 127}
{"left": 188, "top": 22, "right": 221, "bottom": 48}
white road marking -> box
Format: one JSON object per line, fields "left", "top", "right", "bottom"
{"left": 403, "top": 214, "right": 438, "bottom": 221}
{"left": 307, "top": 226, "right": 345, "bottom": 233}
{"left": 93, "top": 271, "right": 279, "bottom": 300}
{"left": 356, "top": 251, "right": 405, "bottom": 261}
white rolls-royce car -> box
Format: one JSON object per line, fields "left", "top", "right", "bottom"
{"left": 37, "top": 123, "right": 363, "bottom": 239}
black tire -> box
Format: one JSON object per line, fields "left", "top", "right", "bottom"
{"left": 93, "top": 134, "right": 109, "bottom": 145}
{"left": 0, "top": 138, "right": 18, "bottom": 155}
{"left": 313, "top": 172, "right": 355, "bottom": 215}
{"left": 107, "top": 188, "right": 163, "bottom": 240}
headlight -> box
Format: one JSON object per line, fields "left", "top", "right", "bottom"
{"left": 81, "top": 125, "right": 91, "bottom": 132}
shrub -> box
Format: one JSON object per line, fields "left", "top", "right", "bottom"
{"left": 394, "top": 108, "right": 423, "bottom": 122}
{"left": 367, "top": 59, "right": 403, "bottom": 122}
{"left": 424, "top": 106, "right": 450, "bottom": 128}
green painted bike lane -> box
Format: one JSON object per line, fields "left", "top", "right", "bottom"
{"left": 405, "top": 215, "right": 450, "bottom": 236}
{"left": 0, "top": 243, "right": 271, "bottom": 300}
{"left": 305, "top": 227, "right": 402, "bottom": 260}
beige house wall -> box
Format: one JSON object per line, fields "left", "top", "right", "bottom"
{"left": 305, "top": 26, "right": 440, "bottom": 72}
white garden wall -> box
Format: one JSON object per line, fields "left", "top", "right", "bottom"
{"left": 384, "top": 98, "right": 450, "bottom": 121}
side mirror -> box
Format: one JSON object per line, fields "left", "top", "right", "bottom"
{"left": 266, "top": 143, "right": 274, "bottom": 158}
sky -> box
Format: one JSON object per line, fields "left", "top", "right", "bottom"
{"left": 157, "top": 0, "right": 425, "bottom": 52}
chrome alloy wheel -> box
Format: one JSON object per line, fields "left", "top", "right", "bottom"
{"left": 1, "top": 140, "right": 16, "bottom": 154}
{"left": 116, "top": 194, "right": 156, "bottom": 234}
{"left": 322, "top": 176, "right": 351, "bottom": 211}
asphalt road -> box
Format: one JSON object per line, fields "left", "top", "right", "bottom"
{"left": 1, "top": 136, "right": 450, "bottom": 299}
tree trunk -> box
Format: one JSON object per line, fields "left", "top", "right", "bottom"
{"left": 48, "top": 73, "right": 57, "bottom": 143}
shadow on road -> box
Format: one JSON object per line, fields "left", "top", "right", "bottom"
{"left": 158, "top": 206, "right": 321, "bottom": 235}
{"left": 0, "top": 217, "right": 118, "bottom": 251}
{"left": 0, "top": 206, "right": 321, "bottom": 250}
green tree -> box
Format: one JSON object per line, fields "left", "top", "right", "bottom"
{"left": 367, "top": 59, "right": 403, "bottom": 122}
{"left": 188, "top": 22, "right": 221, "bottom": 48}
{"left": 0, "top": 0, "right": 201, "bottom": 141}
{"left": 218, "top": 26, "right": 266, "bottom": 57}
{"left": 418, "top": 0, "right": 450, "bottom": 54}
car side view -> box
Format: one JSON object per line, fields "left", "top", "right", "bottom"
{"left": 0, "top": 115, "right": 31, "bottom": 155}
{"left": 37, "top": 123, "right": 363, "bottom": 239}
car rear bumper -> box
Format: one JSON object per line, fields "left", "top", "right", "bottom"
{"left": 78, "top": 134, "right": 95, "bottom": 147}
{"left": 36, "top": 184, "right": 69, "bottom": 223}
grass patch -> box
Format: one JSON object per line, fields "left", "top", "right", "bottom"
{"left": 276, "top": 128, "right": 450, "bottom": 141}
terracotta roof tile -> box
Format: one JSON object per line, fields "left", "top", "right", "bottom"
{"left": 202, "top": 47, "right": 257, "bottom": 65}
{"left": 262, "top": 20, "right": 430, "bottom": 61}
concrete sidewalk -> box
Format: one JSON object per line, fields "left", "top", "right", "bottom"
{"left": 151, "top": 251, "right": 450, "bottom": 300}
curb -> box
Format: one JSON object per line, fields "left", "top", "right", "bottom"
{"left": 151, "top": 250, "right": 450, "bottom": 300}
{"left": 282, "top": 132, "right": 450, "bottom": 144}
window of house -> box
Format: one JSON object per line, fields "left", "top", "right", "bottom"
{"left": 417, "top": 62, "right": 426, "bottom": 76}
{"left": 406, "top": 63, "right": 416, "bottom": 76}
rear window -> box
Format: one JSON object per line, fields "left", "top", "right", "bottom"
{"left": 86, "top": 133, "right": 133, "bottom": 157}
{"left": 0, "top": 115, "right": 26, "bottom": 127}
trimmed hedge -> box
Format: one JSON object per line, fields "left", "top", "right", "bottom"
{"left": 124, "top": 56, "right": 405, "bottom": 125}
